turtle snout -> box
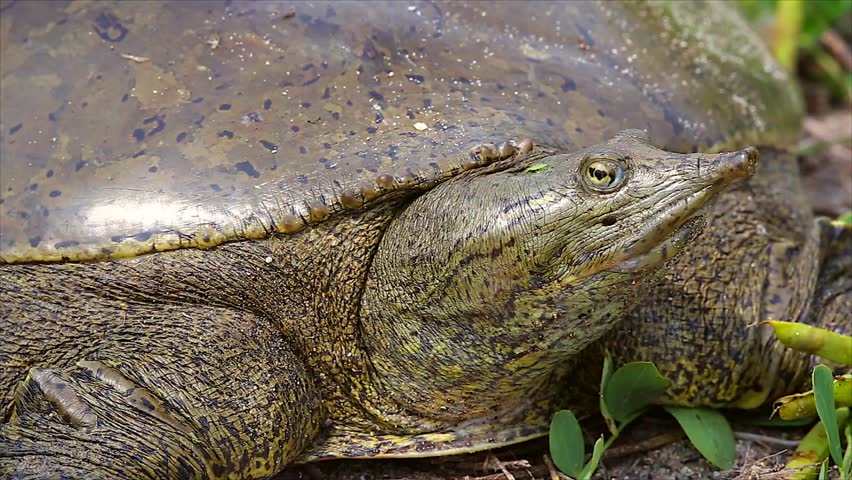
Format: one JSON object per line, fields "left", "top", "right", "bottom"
{"left": 714, "top": 146, "right": 759, "bottom": 181}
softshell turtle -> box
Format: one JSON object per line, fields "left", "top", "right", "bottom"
{"left": 0, "top": 1, "right": 847, "bottom": 479}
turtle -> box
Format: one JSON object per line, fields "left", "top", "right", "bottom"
{"left": 0, "top": 1, "right": 848, "bottom": 479}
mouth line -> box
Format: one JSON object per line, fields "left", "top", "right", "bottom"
{"left": 609, "top": 215, "right": 703, "bottom": 273}
{"left": 608, "top": 182, "right": 721, "bottom": 273}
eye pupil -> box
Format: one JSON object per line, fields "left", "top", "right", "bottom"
{"left": 584, "top": 160, "right": 624, "bottom": 191}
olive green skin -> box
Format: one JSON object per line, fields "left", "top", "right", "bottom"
{"left": 1, "top": 1, "right": 847, "bottom": 479}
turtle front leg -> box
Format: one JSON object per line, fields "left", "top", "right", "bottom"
{"left": 0, "top": 305, "right": 323, "bottom": 479}
{"left": 804, "top": 217, "right": 852, "bottom": 334}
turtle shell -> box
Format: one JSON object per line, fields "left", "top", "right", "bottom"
{"left": 0, "top": 0, "right": 802, "bottom": 263}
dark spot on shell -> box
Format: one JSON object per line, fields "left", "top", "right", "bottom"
{"left": 423, "top": 99, "right": 432, "bottom": 108}
{"left": 406, "top": 111, "right": 415, "bottom": 120}
{"left": 218, "top": 130, "right": 234, "bottom": 139}
{"left": 49, "top": 190, "right": 61, "bottom": 198}
{"left": 576, "top": 24, "right": 596, "bottom": 47}
{"left": 133, "top": 128, "right": 145, "bottom": 141}
{"left": 143, "top": 115, "right": 165, "bottom": 137}
{"left": 111, "top": 235, "right": 125, "bottom": 243}
{"left": 176, "top": 132, "right": 187, "bottom": 142}
{"left": 29, "top": 236, "right": 41, "bottom": 247}
{"left": 546, "top": 118, "right": 555, "bottom": 127}
{"left": 291, "top": 126, "right": 300, "bottom": 132}
{"left": 259, "top": 140, "right": 278, "bottom": 152}
{"left": 366, "top": 127, "right": 377, "bottom": 134}
{"left": 8, "top": 123, "right": 22, "bottom": 134}
{"left": 299, "top": 146, "right": 307, "bottom": 154}
{"left": 235, "top": 161, "right": 260, "bottom": 178}
{"left": 321, "top": 87, "right": 330, "bottom": 99}
{"left": 302, "top": 63, "right": 314, "bottom": 71}
{"left": 210, "top": 184, "right": 222, "bottom": 192}
{"left": 322, "top": 142, "right": 331, "bottom": 149}
{"left": 362, "top": 41, "right": 377, "bottom": 60}
{"left": 192, "top": 97, "right": 204, "bottom": 104}
{"left": 75, "top": 160, "right": 87, "bottom": 171}
{"left": 406, "top": 74, "right": 425, "bottom": 84}
{"left": 297, "top": 175, "right": 308, "bottom": 184}
{"left": 132, "top": 150, "right": 145, "bottom": 159}
{"left": 194, "top": 115, "right": 206, "bottom": 127}
{"left": 29, "top": 183, "right": 38, "bottom": 191}
{"left": 133, "top": 231, "right": 152, "bottom": 242}
{"left": 54, "top": 240, "right": 80, "bottom": 249}
{"left": 81, "top": 101, "right": 88, "bottom": 109}
{"left": 93, "top": 12, "right": 128, "bottom": 43}
{"left": 48, "top": 112, "right": 58, "bottom": 121}
{"left": 148, "top": 165, "right": 158, "bottom": 173}
{"left": 46, "top": 169, "right": 54, "bottom": 178}
{"left": 575, "top": 127, "right": 584, "bottom": 133}
{"left": 219, "top": 103, "right": 232, "bottom": 111}
{"left": 597, "top": 109, "right": 606, "bottom": 117}
{"left": 263, "top": 99, "right": 272, "bottom": 110}
{"left": 214, "top": 84, "right": 229, "bottom": 91}
{"left": 301, "top": 102, "right": 312, "bottom": 109}
{"left": 198, "top": 416, "right": 209, "bottom": 429}
{"left": 368, "top": 91, "right": 384, "bottom": 101}
{"left": 302, "top": 76, "right": 320, "bottom": 86}
{"left": 121, "top": 93, "right": 129, "bottom": 102}
{"left": 332, "top": 112, "right": 340, "bottom": 120}
{"left": 496, "top": 82, "right": 505, "bottom": 90}
{"left": 19, "top": 211, "right": 29, "bottom": 220}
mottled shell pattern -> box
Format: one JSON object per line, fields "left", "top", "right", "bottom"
{"left": 0, "top": 0, "right": 801, "bottom": 263}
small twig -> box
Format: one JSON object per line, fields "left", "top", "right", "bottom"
{"left": 483, "top": 454, "right": 518, "bottom": 480}
{"left": 821, "top": 29, "right": 852, "bottom": 71}
{"left": 542, "top": 454, "right": 571, "bottom": 480}
{"left": 734, "top": 431, "right": 801, "bottom": 448}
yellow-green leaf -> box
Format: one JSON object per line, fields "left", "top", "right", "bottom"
{"left": 765, "top": 321, "right": 852, "bottom": 365}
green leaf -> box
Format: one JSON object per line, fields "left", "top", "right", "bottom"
{"left": 819, "top": 459, "right": 828, "bottom": 480}
{"left": 578, "top": 436, "right": 606, "bottom": 480}
{"left": 665, "top": 406, "right": 736, "bottom": 469}
{"left": 813, "top": 365, "right": 843, "bottom": 466}
{"left": 525, "top": 163, "right": 549, "bottom": 173}
{"left": 839, "top": 212, "right": 852, "bottom": 226}
{"left": 603, "top": 362, "right": 670, "bottom": 423}
{"left": 549, "top": 410, "right": 584, "bottom": 477}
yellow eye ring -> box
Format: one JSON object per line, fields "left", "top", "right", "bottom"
{"left": 583, "top": 159, "right": 625, "bottom": 191}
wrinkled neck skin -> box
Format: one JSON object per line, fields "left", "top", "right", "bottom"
{"left": 359, "top": 135, "right": 753, "bottom": 422}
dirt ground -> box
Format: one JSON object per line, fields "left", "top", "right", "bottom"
{"left": 273, "top": 108, "right": 851, "bottom": 480}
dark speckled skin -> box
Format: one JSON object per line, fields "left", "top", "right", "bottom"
{"left": 1, "top": 1, "right": 848, "bottom": 479}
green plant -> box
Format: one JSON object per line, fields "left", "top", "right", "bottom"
{"left": 768, "top": 321, "right": 852, "bottom": 479}
{"left": 738, "top": 0, "right": 852, "bottom": 101}
{"left": 549, "top": 358, "right": 736, "bottom": 478}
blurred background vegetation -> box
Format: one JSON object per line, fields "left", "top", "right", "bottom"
{"left": 739, "top": 0, "right": 851, "bottom": 111}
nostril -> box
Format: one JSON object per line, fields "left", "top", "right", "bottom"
{"left": 601, "top": 215, "right": 618, "bottom": 226}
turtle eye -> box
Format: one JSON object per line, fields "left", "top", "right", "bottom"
{"left": 583, "top": 159, "right": 625, "bottom": 191}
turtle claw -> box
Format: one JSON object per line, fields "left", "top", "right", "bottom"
{"left": 13, "top": 367, "right": 98, "bottom": 428}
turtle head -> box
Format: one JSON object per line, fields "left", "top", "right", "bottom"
{"left": 360, "top": 130, "right": 757, "bottom": 419}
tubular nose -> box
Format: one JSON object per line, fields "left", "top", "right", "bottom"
{"left": 718, "top": 146, "right": 759, "bottom": 180}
